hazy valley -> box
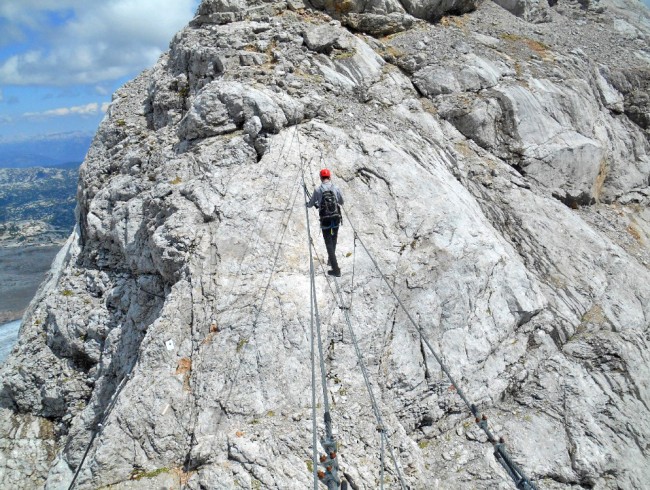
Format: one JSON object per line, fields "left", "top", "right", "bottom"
{"left": 0, "top": 165, "right": 78, "bottom": 323}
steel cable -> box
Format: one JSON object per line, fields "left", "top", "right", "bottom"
{"left": 67, "top": 355, "right": 140, "bottom": 489}
{"left": 309, "top": 233, "right": 406, "bottom": 489}
{"left": 299, "top": 131, "right": 341, "bottom": 490}
{"left": 330, "top": 277, "right": 408, "bottom": 490}
{"left": 216, "top": 129, "right": 298, "bottom": 331}
{"left": 304, "top": 135, "right": 406, "bottom": 489}
{"left": 340, "top": 208, "right": 537, "bottom": 490}
{"left": 304, "top": 163, "right": 319, "bottom": 488}
{"left": 212, "top": 166, "right": 303, "bottom": 428}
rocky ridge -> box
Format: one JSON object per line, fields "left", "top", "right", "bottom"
{"left": 1, "top": 0, "right": 649, "bottom": 489}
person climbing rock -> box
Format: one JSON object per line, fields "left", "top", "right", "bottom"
{"left": 307, "top": 168, "right": 344, "bottom": 277}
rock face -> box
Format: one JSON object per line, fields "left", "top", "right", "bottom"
{"left": 1, "top": 0, "right": 650, "bottom": 489}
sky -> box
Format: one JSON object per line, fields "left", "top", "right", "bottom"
{"left": 0, "top": 0, "right": 201, "bottom": 142}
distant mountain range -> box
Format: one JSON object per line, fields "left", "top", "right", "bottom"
{"left": 0, "top": 136, "right": 82, "bottom": 325}
{"left": 0, "top": 132, "right": 92, "bottom": 168}
{"left": 0, "top": 166, "right": 78, "bottom": 244}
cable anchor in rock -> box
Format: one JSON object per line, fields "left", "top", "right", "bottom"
{"left": 473, "top": 410, "right": 537, "bottom": 490}
{"left": 318, "top": 438, "right": 340, "bottom": 490}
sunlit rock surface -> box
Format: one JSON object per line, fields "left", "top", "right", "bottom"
{"left": 1, "top": 0, "right": 649, "bottom": 488}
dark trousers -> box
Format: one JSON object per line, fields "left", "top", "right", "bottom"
{"left": 321, "top": 224, "right": 339, "bottom": 272}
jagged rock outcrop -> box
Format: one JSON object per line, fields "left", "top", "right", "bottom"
{"left": 1, "top": 0, "right": 650, "bottom": 489}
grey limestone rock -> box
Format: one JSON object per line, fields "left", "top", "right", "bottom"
{"left": 397, "top": 0, "right": 483, "bottom": 20}
{"left": 414, "top": 66, "right": 461, "bottom": 96}
{"left": 342, "top": 12, "right": 416, "bottom": 36}
{"left": 492, "top": 0, "right": 552, "bottom": 23}
{"left": 177, "top": 80, "right": 306, "bottom": 144}
{"left": 302, "top": 24, "right": 343, "bottom": 53}
{"left": 2, "top": 0, "right": 650, "bottom": 489}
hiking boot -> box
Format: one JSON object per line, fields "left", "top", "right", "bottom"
{"left": 328, "top": 269, "right": 341, "bottom": 277}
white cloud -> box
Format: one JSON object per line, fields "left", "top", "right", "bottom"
{"left": 0, "top": 88, "right": 3, "bottom": 102}
{"left": 101, "top": 102, "right": 111, "bottom": 113}
{"left": 0, "top": 0, "right": 200, "bottom": 86}
{"left": 24, "top": 102, "right": 103, "bottom": 119}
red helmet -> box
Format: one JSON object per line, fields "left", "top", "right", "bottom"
{"left": 320, "top": 168, "right": 331, "bottom": 179}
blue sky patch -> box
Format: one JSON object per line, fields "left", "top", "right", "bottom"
{"left": 0, "top": 0, "right": 200, "bottom": 141}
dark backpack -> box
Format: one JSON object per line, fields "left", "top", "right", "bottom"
{"left": 319, "top": 188, "right": 340, "bottom": 220}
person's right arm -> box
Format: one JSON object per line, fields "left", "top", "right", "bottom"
{"left": 307, "top": 187, "right": 321, "bottom": 208}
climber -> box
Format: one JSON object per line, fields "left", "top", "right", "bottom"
{"left": 307, "top": 168, "right": 344, "bottom": 277}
